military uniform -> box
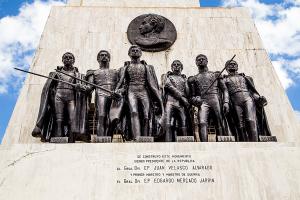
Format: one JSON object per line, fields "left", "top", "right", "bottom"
{"left": 87, "top": 68, "right": 119, "bottom": 137}
{"left": 223, "top": 73, "right": 259, "bottom": 141}
{"left": 188, "top": 71, "right": 229, "bottom": 142}
{"left": 125, "top": 63, "right": 150, "bottom": 137}
{"left": 113, "top": 60, "right": 163, "bottom": 140}
{"left": 162, "top": 72, "right": 189, "bottom": 141}
{"left": 54, "top": 68, "right": 77, "bottom": 138}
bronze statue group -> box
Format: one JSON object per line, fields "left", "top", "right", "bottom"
{"left": 30, "top": 45, "right": 272, "bottom": 143}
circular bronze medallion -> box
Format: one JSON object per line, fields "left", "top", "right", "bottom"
{"left": 127, "top": 14, "right": 177, "bottom": 52}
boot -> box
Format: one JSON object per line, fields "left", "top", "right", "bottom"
{"left": 143, "top": 118, "right": 149, "bottom": 137}
{"left": 165, "top": 124, "right": 173, "bottom": 142}
{"left": 181, "top": 127, "right": 188, "bottom": 136}
{"left": 237, "top": 127, "right": 247, "bottom": 142}
{"left": 56, "top": 120, "right": 63, "bottom": 137}
{"left": 131, "top": 113, "right": 141, "bottom": 140}
{"left": 97, "top": 116, "right": 105, "bottom": 137}
{"left": 68, "top": 132, "right": 75, "bottom": 143}
{"left": 248, "top": 121, "right": 258, "bottom": 142}
{"left": 199, "top": 123, "right": 208, "bottom": 142}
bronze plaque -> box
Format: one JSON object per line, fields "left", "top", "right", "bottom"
{"left": 127, "top": 14, "right": 177, "bottom": 52}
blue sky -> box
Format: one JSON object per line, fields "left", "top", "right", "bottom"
{"left": 0, "top": 0, "right": 300, "bottom": 142}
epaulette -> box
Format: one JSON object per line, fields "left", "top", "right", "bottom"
{"left": 141, "top": 60, "right": 147, "bottom": 65}
{"left": 49, "top": 71, "right": 57, "bottom": 77}
{"left": 187, "top": 76, "right": 195, "bottom": 83}
{"left": 124, "top": 61, "right": 130, "bottom": 67}
{"left": 56, "top": 66, "right": 63, "bottom": 70}
{"left": 214, "top": 71, "right": 221, "bottom": 75}
{"left": 86, "top": 69, "right": 95, "bottom": 77}
{"left": 166, "top": 71, "right": 173, "bottom": 76}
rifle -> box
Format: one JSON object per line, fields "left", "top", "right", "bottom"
{"left": 201, "top": 54, "right": 236, "bottom": 97}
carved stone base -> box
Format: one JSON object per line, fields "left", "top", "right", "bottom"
{"left": 50, "top": 137, "right": 68, "bottom": 143}
{"left": 1, "top": 143, "right": 300, "bottom": 199}
{"left": 217, "top": 136, "right": 236, "bottom": 142}
{"left": 176, "top": 136, "right": 195, "bottom": 142}
{"left": 259, "top": 136, "right": 277, "bottom": 142}
{"left": 91, "top": 135, "right": 112, "bottom": 143}
{"left": 135, "top": 136, "right": 154, "bottom": 143}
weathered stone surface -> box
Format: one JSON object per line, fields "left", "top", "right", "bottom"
{"left": 67, "top": 0, "right": 200, "bottom": 7}
{"left": 0, "top": 143, "right": 300, "bottom": 199}
{"left": 2, "top": 6, "right": 299, "bottom": 144}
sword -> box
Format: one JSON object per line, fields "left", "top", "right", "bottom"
{"left": 55, "top": 69, "right": 114, "bottom": 95}
{"left": 201, "top": 54, "right": 236, "bottom": 97}
{"left": 14, "top": 67, "right": 77, "bottom": 87}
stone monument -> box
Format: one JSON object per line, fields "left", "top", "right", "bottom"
{"left": 1, "top": 0, "right": 300, "bottom": 199}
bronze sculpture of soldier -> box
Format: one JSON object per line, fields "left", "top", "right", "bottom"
{"left": 113, "top": 45, "right": 163, "bottom": 141}
{"left": 161, "top": 60, "right": 191, "bottom": 142}
{"left": 86, "top": 50, "right": 119, "bottom": 138}
{"left": 55, "top": 52, "right": 77, "bottom": 141}
{"left": 32, "top": 52, "right": 87, "bottom": 143}
{"left": 188, "top": 54, "right": 229, "bottom": 142}
{"left": 223, "top": 60, "right": 270, "bottom": 141}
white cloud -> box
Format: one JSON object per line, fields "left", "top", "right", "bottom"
{"left": 288, "top": 57, "right": 300, "bottom": 76}
{"left": 285, "top": 0, "right": 300, "bottom": 6}
{"left": 222, "top": 0, "right": 300, "bottom": 90}
{"left": 255, "top": 6, "right": 300, "bottom": 56}
{"left": 0, "top": 0, "right": 65, "bottom": 94}
{"left": 272, "top": 60, "right": 294, "bottom": 89}
{"left": 223, "top": 0, "right": 277, "bottom": 19}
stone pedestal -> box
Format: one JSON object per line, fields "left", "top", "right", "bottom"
{"left": 259, "top": 135, "right": 277, "bottom": 142}
{"left": 135, "top": 136, "right": 154, "bottom": 143}
{"left": 50, "top": 137, "right": 68, "bottom": 143}
{"left": 0, "top": 143, "right": 300, "bottom": 199}
{"left": 91, "top": 135, "right": 112, "bottom": 143}
{"left": 176, "top": 136, "right": 195, "bottom": 142}
{"left": 217, "top": 136, "right": 236, "bottom": 142}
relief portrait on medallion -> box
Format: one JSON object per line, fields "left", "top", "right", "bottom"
{"left": 127, "top": 14, "right": 177, "bottom": 52}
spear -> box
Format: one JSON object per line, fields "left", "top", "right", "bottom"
{"left": 14, "top": 67, "right": 77, "bottom": 87}
{"left": 14, "top": 67, "right": 111, "bottom": 97}
{"left": 55, "top": 69, "right": 114, "bottom": 95}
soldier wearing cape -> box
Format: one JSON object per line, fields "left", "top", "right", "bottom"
{"left": 223, "top": 60, "right": 272, "bottom": 141}
{"left": 31, "top": 52, "right": 89, "bottom": 142}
